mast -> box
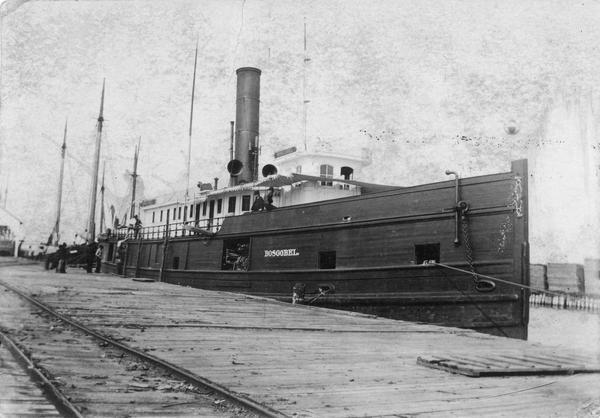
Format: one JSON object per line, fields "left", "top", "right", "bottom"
{"left": 53, "top": 119, "right": 67, "bottom": 245}
{"left": 99, "top": 161, "right": 106, "bottom": 234}
{"left": 86, "top": 79, "right": 105, "bottom": 243}
{"left": 302, "top": 17, "right": 311, "bottom": 151}
{"left": 184, "top": 39, "right": 199, "bottom": 223}
{"left": 129, "top": 137, "right": 140, "bottom": 219}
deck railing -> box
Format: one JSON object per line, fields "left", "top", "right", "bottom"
{"left": 112, "top": 217, "right": 225, "bottom": 240}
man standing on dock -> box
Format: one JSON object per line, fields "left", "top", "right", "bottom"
{"left": 95, "top": 245, "right": 103, "bottom": 273}
{"left": 56, "top": 243, "right": 67, "bottom": 273}
{"left": 85, "top": 242, "right": 96, "bottom": 273}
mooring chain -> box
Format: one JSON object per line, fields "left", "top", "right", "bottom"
{"left": 511, "top": 176, "right": 524, "bottom": 218}
{"left": 459, "top": 204, "right": 496, "bottom": 292}
{"left": 459, "top": 205, "right": 478, "bottom": 285}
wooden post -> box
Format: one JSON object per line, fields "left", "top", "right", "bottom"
{"left": 159, "top": 218, "right": 170, "bottom": 283}
{"left": 134, "top": 234, "right": 143, "bottom": 278}
{"left": 121, "top": 240, "right": 129, "bottom": 278}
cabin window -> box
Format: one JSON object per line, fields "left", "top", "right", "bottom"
{"left": 172, "top": 256, "right": 180, "bottom": 269}
{"left": 160, "top": 210, "right": 163, "bottom": 222}
{"left": 222, "top": 238, "right": 250, "bottom": 271}
{"left": 415, "top": 243, "right": 440, "bottom": 265}
{"left": 320, "top": 164, "right": 333, "bottom": 186}
{"left": 172, "top": 209, "right": 176, "bottom": 220}
{"left": 217, "top": 199, "right": 222, "bottom": 213}
{"left": 189, "top": 205, "right": 194, "bottom": 218}
{"left": 242, "top": 195, "right": 251, "bottom": 211}
{"left": 152, "top": 212, "right": 155, "bottom": 223}
{"left": 341, "top": 166, "right": 354, "bottom": 180}
{"left": 202, "top": 201, "right": 207, "bottom": 216}
{"left": 183, "top": 206, "right": 187, "bottom": 221}
{"left": 228, "top": 196, "right": 236, "bottom": 213}
{"left": 178, "top": 207, "right": 182, "bottom": 219}
{"left": 319, "top": 251, "right": 336, "bottom": 269}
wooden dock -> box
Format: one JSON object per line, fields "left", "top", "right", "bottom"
{"left": 1, "top": 262, "right": 600, "bottom": 417}
{"left": 0, "top": 335, "right": 61, "bottom": 417}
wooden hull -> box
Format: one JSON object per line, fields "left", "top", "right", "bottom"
{"left": 102, "top": 160, "right": 530, "bottom": 339}
{"left": 0, "top": 240, "right": 15, "bottom": 256}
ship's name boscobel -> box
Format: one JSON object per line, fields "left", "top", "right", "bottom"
{"left": 264, "top": 249, "right": 300, "bottom": 257}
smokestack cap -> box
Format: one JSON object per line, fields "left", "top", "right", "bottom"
{"left": 236, "top": 67, "right": 262, "bottom": 75}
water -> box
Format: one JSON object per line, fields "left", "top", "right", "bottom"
{"left": 528, "top": 306, "right": 600, "bottom": 356}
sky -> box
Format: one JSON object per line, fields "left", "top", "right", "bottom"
{"left": 0, "top": 0, "right": 599, "bottom": 264}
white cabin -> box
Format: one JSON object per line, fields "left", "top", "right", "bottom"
{"left": 139, "top": 148, "right": 388, "bottom": 235}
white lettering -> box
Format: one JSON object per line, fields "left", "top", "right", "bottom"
{"left": 264, "top": 248, "right": 300, "bottom": 257}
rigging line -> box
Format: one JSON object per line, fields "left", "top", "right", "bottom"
{"left": 41, "top": 127, "right": 124, "bottom": 202}
{"left": 42, "top": 127, "right": 124, "bottom": 203}
{"left": 40, "top": 133, "right": 93, "bottom": 176}
{"left": 64, "top": 157, "right": 82, "bottom": 233}
{"left": 434, "top": 262, "right": 565, "bottom": 297}
{"left": 439, "top": 270, "right": 510, "bottom": 338}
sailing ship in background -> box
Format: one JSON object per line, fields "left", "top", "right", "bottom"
{"left": 98, "top": 66, "right": 531, "bottom": 340}
{"left": 0, "top": 182, "right": 24, "bottom": 257}
{"left": 0, "top": 219, "right": 18, "bottom": 256}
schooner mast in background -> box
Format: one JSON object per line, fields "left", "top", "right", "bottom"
{"left": 129, "top": 137, "right": 141, "bottom": 219}
{"left": 86, "top": 79, "right": 106, "bottom": 243}
{"left": 183, "top": 39, "right": 199, "bottom": 224}
{"left": 51, "top": 119, "right": 68, "bottom": 246}
{"left": 99, "top": 161, "right": 106, "bottom": 235}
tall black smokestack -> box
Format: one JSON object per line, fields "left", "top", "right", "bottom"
{"left": 227, "top": 67, "right": 261, "bottom": 185}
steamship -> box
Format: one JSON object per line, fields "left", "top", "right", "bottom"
{"left": 100, "top": 67, "right": 530, "bottom": 339}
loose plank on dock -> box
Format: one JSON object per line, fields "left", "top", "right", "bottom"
{"left": 2, "top": 264, "right": 600, "bottom": 417}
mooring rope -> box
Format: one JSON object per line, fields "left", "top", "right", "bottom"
{"left": 433, "top": 262, "right": 565, "bottom": 297}
{"left": 438, "top": 270, "right": 510, "bottom": 338}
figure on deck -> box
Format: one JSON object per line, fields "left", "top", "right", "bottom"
{"left": 265, "top": 187, "right": 276, "bottom": 211}
{"left": 132, "top": 215, "right": 142, "bottom": 239}
{"left": 251, "top": 191, "right": 265, "bottom": 212}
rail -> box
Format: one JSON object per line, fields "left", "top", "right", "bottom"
{"left": 0, "top": 278, "right": 287, "bottom": 418}
{"left": 0, "top": 330, "right": 84, "bottom": 418}
{"left": 110, "top": 217, "right": 226, "bottom": 240}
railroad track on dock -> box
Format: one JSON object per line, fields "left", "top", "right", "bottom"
{"left": 0, "top": 279, "right": 285, "bottom": 418}
{"left": 0, "top": 329, "right": 83, "bottom": 417}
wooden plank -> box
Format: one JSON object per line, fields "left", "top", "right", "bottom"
{"left": 2, "top": 264, "right": 599, "bottom": 416}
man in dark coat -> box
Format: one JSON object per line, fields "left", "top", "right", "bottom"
{"left": 56, "top": 243, "right": 68, "bottom": 273}
{"left": 85, "top": 242, "right": 96, "bottom": 273}
{"left": 251, "top": 191, "right": 265, "bottom": 212}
